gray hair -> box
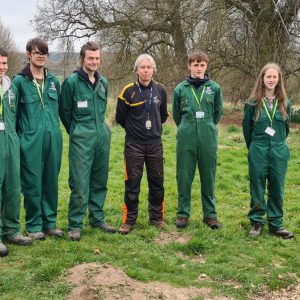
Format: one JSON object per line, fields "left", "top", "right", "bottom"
{"left": 134, "top": 53, "right": 157, "bottom": 73}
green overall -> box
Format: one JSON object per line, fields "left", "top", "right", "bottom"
{"left": 243, "top": 99, "right": 291, "bottom": 231}
{"left": 13, "top": 67, "right": 62, "bottom": 233}
{"left": 173, "top": 79, "right": 223, "bottom": 219}
{"left": 60, "top": 71, "right": 111, "bottom": 231}
{"left": 0, "top": 81, "right": 22, "bottom": 240}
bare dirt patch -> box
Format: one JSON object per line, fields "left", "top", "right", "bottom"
{"left": 154, "top": 231, "right": 192, "bottom": 245}
{"left": 66, "top": 263, "right": 232, "bottom": 300}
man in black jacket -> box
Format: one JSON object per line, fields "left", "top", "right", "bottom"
{"left": 116, "top": 53, "right": 168, "bottom": 234}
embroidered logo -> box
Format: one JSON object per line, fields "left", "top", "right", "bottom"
{"left": 50, "top": 82, "right": 57, "bottom": 91}
{"left": 153, "top": 96, "right": 160, "bottom": 104}
{"left": 205, "top": 87, "right": 213, "bottom": 95}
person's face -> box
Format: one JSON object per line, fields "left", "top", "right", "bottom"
{"left": 82, "top": 50, "right": 101, "bottom": 73}
{"left": 188, "top": 60, "right": 207, "bottom": 79}
{"left": 27, "top": 46, "right": 48, "bottom": 68}
{"left": 0, "top": 55, "right": 8, "bottom": 79}
{"left": 136, "top": 58, "right": 154, "bottom": 84}
{"left": 263, "top": 68, "right": 279, "bottom": 92}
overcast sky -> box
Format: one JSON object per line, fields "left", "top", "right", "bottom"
{"left": 0, "top": 0, "right": 62, "bottom": 52}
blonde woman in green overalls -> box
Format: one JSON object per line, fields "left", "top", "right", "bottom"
{"left": 243, "top": 63, "right": 294, "bottom": 239}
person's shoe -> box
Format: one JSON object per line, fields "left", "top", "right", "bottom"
{"left": 149, "top": 220, "right": 166, "bottom": 228}
{"left": 118, "top": 223, "right": 133, "bottom": 234}
{"left": 92, "top": 223, "right": 117, "bottom": 233}
{"left": 68, "top": 230, "right": 81, "bottom": 241}
{"left": 6, "top": 234, "right": 32, "bottom": 246}
{"left": 203, "top": 217, "right": 222, "bottom": 230}
{"left": 174, "top": 217, "right": 189, "bottom": 228}
{"left": 270, "top": 229, "right": 294, "bottom": 239}
{"left": 248, "top": 222, "right": 263, "bottom": 238}
{"left": 0, "top": 242, "right": 8, "bottom": 257}
{"left": 44, "top": 228, "right": 64, "bottom": 238}
{"left": 27, "top": 232, "right": 45, "bottom": 241}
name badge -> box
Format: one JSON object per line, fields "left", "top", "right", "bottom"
{"left": 0, "top": 122, "right": 5, "bottom": 131}
{"left": 77, "top": 101, "right": 88, "bottom": 108}
{"left": 265, "top": 127, "right": 275, "bottom": 136}
{"left": 145, "top": 120, "right": 152, "bottom": 129}
{"left": 196, "top": 111, "right": 205, "bottom": 118}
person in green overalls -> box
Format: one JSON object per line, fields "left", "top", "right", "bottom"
{"left": 13, "top": 38, "right": 63, "bottom": 241}
{"left": 173, "top": 51, "right": 223, "bottom": 229}
{"left": 0, "top": 48, "right": 32, "bottom": 257}
{"left": 243, "top": 63, "right": 294, "bottom": 239}
{"left": 60, "top": 42, "right": 116, "bottom": 241}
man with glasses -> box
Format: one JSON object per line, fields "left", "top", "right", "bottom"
{"left": 0, "top": 48, "right": 32, "bottom": 257}
{"left": 13, "top": 38, "right": 63, "bottom": 240}
{"left": 116, "top": 53, "right": 169, "bottom": 234}
{"left": 60, "top": 42, "right": 116, "bottom": 241}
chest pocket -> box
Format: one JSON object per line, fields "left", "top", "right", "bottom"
{"left": 74, "top": 93, "right": 92, "bottom": 115}
{"left": 97, "top": 89, "right": 107, "bottom": 113}
{"left": 20, "top": 94, "right": 41, "bottom": 116}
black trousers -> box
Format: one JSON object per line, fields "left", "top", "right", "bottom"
{"left": 122, "top": 142, "right": 164, "bottom": 225}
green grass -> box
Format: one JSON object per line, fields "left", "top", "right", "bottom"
{"left": 1, "top": 119, "right": 299, "bottom": 300}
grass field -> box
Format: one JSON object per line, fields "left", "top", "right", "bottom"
{"left": 0, "top": 110, "right": 299, "bottom": 299}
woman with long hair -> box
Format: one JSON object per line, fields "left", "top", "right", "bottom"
{"left": 242, "top": 63, "right": 294, "bottom": 239}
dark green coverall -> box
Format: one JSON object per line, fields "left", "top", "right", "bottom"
{"left": 173, "top": 79, "right": 223, "bottom": 219}
{"left": 13, "top": 65, "right": 62, "bottom": 233}
{"left": 0, "top": 78, "right": 23, "bottom": 240}
{"left": 60, "top": 70, "right": 111, "bottom": 232}
{"left": 242, "top": 99, "right": 291, "bottom": 231}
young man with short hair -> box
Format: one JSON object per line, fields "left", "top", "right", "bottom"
{"left": 0, "top": 48, "right": 32, "bottom": 257}
{"left": 173, "top": 51, "right": 223, "bottom": 229}
{"left": 60, "top": 42, "right": 116, "bottom": 241}
{"left": 13, "top": 38, "right": 63, "bottom": 240}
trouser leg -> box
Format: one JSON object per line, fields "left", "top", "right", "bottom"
{"left": 68, "top": 136, "right": 94, "bottom": 231}
{"left": 88, "top": 127, "right": 111, "bottom": 226}
{"left": 176, "top": 139, "right": 197, "bottom": 218}
{"left": 42, "top": 129, "right": 62, "bottom": 230}
{"left": 267, "top": 144, "right": 289, "bottom": 231}
{"left": 247, "top": 143, "right": 268, "bottom": 225}
{"left": 122, "top": 143, "right": 144, "bottom": 225}
{"left": 146, "top": 143, "right": 164, "bottom": 222}
{"left": 20, "top": 131, "right": 43, "bottom": 232}
{"left": 2, "top": 135, "right": 21, "bottom": 238}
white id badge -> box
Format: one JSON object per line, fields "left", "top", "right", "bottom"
{"left": 77, "top": 101, "right": 88, "bottom": 108}
{"left": 145, "top": 120, "right": 152, "bottom": 129}
{"left": 265, "top": 127, "right": 275, "bottom": 136}
{"left": 196, "top": 111, "right": 205, "bottom": 118}
{"left": 0, "top": 122, "right": 5, "bottom": 131}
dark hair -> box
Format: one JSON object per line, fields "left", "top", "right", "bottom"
{"left": 188, "top": 51, "right": 209, "bottom": 65}
{"left": 80, "top": 42, "right": 100, "bottom": 60}
{"left": 26, "top": 38, "right": 49, "bottom": 54}
{"left": 0, "top": 48, "right": 8, "bottom": 57}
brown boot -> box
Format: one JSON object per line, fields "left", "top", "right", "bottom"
{"left": 203, "top": 218, "right": 222, "bottom": 230}
{"left": 149, "top": 220, "right": 166, "bottom": 228}
{"left": 118, "top": 223, "right": 133, "bottom": 234}
{"left": 174, "top": 217, "right": 189, "bottom": 228}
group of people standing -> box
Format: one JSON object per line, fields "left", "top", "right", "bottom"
{"left": 0, "top": 38, "right": 294, "bottom": 257}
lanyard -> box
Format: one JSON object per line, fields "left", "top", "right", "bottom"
{"left": 137, "top": 83, "right": 153, "bottom": 116}
{"left": 33, "top": 78, "right": 45, "bottom": 109}
{"left": 262, "top": 98, "right": 278, "bottom": 126}
{"left": 191, "top": 86, "right": 205, "bottom": 108}
{"left": 0, "top": 84, "right": 3, "bottom": 120}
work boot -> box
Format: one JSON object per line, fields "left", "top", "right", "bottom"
{"left": 6, "top": 234, "right": 32, "bottom": 246}
{"left": 118, "top": 223, "right": 133, "bottom": 234}
{"left": 92, "top": 223, "right": 117, "bottom": 233}
{"left": 27, "top": 232, "right": 45, "bottom": 241}
{"left": 248, "top": 222, "right": 263, "bottom": 238}
{"left": 44, "top": 228, "right": 64, "bottom": 238}
{"left": 203, "top": 217, "right": 222, "bottom": 230}
{"left": 174, "top": 217, "right": 189, "bottom": 228}
{"left": 149, "top": 220, "right": 166, "bottom": 228}
{"left": 270, "top": 229, "right": 294, "bottom": 239}
{"left": 68, "top": 230, "right": 81, "bottom": 241}
{"left": 0, "top": 242, "right": 8, "bottom": 257}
